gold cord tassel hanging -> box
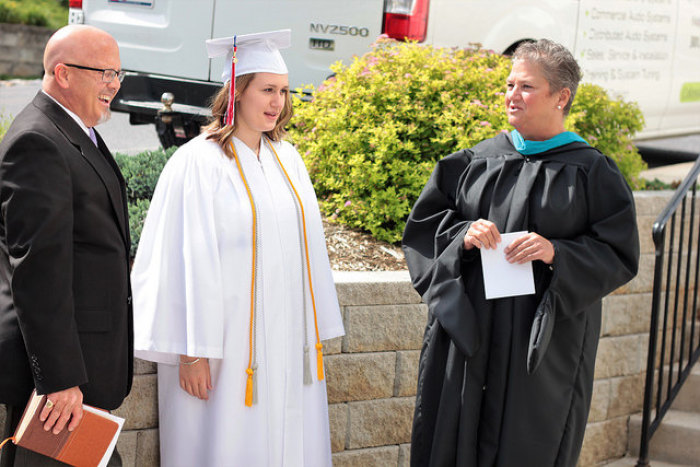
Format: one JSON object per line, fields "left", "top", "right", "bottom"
{"left": 232, "top": 142, "right": 258, "bottom": 407}
{"left": 245, "top": 368, "right": 254, "bottom": 407}
{"left": 232, "top": 138, "right": 328, "bottom": 407}
{"left": 268, "top": 139, "right": 325, "bottom": 382}
{"left": 316, "top": 342, "right": 324, "bottom": 381}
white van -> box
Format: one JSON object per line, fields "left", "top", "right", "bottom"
{"left": 68, "top": 0, "right": 700, "bottom": 147}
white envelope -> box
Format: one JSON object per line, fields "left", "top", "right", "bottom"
{"left": 480, "top": 231, "right": 536, "bottom": 300}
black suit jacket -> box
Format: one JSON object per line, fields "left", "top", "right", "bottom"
{"left": 0, "top": 92, "right": 133, "bottom": 410}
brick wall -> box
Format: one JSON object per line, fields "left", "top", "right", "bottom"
{"left": 0, "top": 23, "right": 53, "bottom": 78}
{"left": 0, "top": 191, "right": 675, "bottom": 466}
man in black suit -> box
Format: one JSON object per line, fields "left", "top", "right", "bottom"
{"left": 0, "top": 24, "right": 132, "bottom": 466}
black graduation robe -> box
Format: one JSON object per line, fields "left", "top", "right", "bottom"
{"left": 401, "top": 133, "right": 640, "bottom": 467}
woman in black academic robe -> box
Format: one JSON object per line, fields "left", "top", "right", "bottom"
{"left": 402, "top": 39, "right": 640, "bottom": 467}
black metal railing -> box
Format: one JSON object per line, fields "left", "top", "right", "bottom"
{"left": 637, "top": 155, "right": 700, "bottom": 467}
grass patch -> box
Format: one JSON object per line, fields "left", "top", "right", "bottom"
{"left": 0, "top": 0, "right": 69, "bottom": 30}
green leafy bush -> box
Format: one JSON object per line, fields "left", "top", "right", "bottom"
{"left": 566, "top": 83, "right": 646, "bottom": 190}
{"left": 0, "top": 0, "right": 68, "bottom": 30}
{"left": 128, "top": 199, "right": 150, "bottom": 259}
{"left": 115, "top": 146, "right": 176, "bottom": 257}
{"left": 289, "top": 38, "right": 647, "bottom": 243}
{"left": 115, "top": 146, "right": 177, "bottom": 204}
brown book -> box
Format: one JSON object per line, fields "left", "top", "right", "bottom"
{"left": 12, "top": 389, "right": 124, "bottom": 467}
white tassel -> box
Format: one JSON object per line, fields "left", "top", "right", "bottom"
{"left": 303, "top": 345, "right": 313, "bottom": 385}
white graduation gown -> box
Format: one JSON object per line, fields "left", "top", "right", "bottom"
{"left": 131, "top": 134, "right": 345, "bottom": 467}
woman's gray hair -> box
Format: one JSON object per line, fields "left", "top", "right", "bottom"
{"left": 512, "top": 39, "right": 582, "bottom": 115}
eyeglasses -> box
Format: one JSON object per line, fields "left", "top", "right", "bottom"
{"left": 63, "top": 63, "right": 126, "bottom": 83}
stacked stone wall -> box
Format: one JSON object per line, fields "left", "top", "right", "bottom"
{"left": 0, "top": 24, "right": 52, "bottom": 78}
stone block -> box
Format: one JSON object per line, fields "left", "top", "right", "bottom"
{"left": 18, "top": 48, "right": 38, "bottom": 62}
{"left": 624, "top": 253, "right": 654, "bottom": 294}
{"left": 398, "top": 443, "right": 411, "bottom": 467}
{"left": 134, "top": 358, "right": 157, "bottom": 375}
{"left": 323, "top": 336, "right": 343, "bottom": 355}
{"left": 0, "top": 46, "right": 21, "bottom": 63}
{"left": 594, "top": 335, "right": 644, "bottom": 379}
{"left": 608, "top": 374, "right": 645, "bottom": 418}
{"left": 577, "top": 417, "right": 628, "bottom": 466}
{"left": 326, "top": 353, "right": 396, "bottom": 403}
{"left": 329, "top": 403, "right": 348, "bottom": 453}
{"left": 347, "top": 397, "right": 414, "bottom": 449}
{"left": 0, "top": 24, "right": 52, "bottom": 78}
{"left": 344, "top": 304, "right": 427, "bottom": 352}
{"left": 334, "top": 271, "right": 421, "bottom": 306}
{"left": 11, "top": 63, "right": 42, "bottom": 78}
{"left": 602, "top": 293, "right": 653, "bottom": 337}
{"left": 633, "top": 192, "right": 672, "bottom": 217}
{"left": 332, "top": 446, "right": 399, "bottom": 467}
{"left": 0, "top": 32, "right": 20, "bottom": 47}
{"left": 113, "top": 374, "right": 158, "bottom": 430}
{"left": 116, "top": 430, "right": 138, "bottom": 467}
{"left": 136, "top": 429, "right": 160, "bottom": 467}
{"left": 636, "top": 215, "right": 656, "bottom": 254}
{"left": 588, "top": 379, "right": 610, "bottom": 423}
{"left": 395, "top": 350, "right": 420, "bottom": 397}
{"left": 674, "top": 365, "right": 700, "bottom": 412}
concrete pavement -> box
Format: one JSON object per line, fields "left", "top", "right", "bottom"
{"left": 640, "top": 161, "right": 699, "bottom": 186}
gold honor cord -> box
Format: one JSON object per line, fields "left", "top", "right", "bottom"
{"left": 230, "top": 142, "right": 258, "bottom": 407}
{"left": 230, "top": 139, "right": 325, "bottom": 408}
{"left": 266, "top": 139, "right": 324, "bottom": 381}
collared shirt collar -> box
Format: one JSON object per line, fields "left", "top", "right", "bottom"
{"left": 41, "top": 90, "right": 91, "bottom": 137}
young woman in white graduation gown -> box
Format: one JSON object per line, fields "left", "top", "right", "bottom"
{"left": 130, "top": 30, "right": 345, "bottom": 466}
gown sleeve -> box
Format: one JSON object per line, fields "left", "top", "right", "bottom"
{"left": 284, "top": 142, "right": 345, "bottom": 340}
{"left": 131, "top": 142, "right": 226, "bottom": 365}
{"left": 527, "top": 154, "right": 640, "bottom": 372}
{"left": 401, "top": 151, "right": 482, "bottom": 357}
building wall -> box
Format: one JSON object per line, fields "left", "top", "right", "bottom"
{"left": 0, "top": 192, "right": 675, "bottom": 466}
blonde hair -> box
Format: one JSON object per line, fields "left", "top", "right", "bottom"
{"left": 204, "top": 73, "right": 293, "bottom": 158}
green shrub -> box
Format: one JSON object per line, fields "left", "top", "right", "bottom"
{"left": 289, "top": 38, "right": 647, "bottom": 243}
{"left": 566, "top": 83, "right": 646, "bottom": 189}
{"left": 128, "top": 198, "right": 150, "bottom": 259}
{"left": 115, "top": 146, "right": 176, "bottom": 258}
{"left": 0, "top": 0, "right": 68, "bottom": 30}
{"left": 115, "top": 146, "right": 177, "bottom": 204}
{"left": 116, "top": 146, "right": 176, "bottom": 258}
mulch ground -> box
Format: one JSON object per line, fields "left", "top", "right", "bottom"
{"left": 322, "top": 218, "right": 407, "bottom": 271}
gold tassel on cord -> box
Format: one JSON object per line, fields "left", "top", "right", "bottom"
{"left": 245, "top": 368, "right": 254, "bottom": 407}
{"left": 316, "top": 342, "right": 324, "bottom": 381}
{"left": 303, "top": 345, "right": 313, "bottom": 385}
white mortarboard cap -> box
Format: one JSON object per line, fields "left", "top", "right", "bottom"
{"left": 205, "top": 29, "right": 291, "bottom": 126}
{"left": 206, "top": 29, "right": 291, "bottom": 82}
